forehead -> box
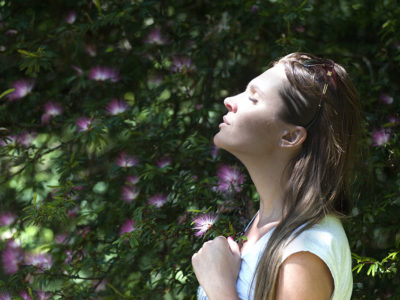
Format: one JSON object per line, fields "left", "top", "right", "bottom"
{"left": 247, "top": 63, "right": 286, "bottom": 95}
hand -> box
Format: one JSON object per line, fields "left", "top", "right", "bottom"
{"left": 192, "top": 236, "right": 241, "bottom": 300}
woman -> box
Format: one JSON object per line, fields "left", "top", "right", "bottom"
{"left": 192, "top": 52, "right": 360, "bottom": 300}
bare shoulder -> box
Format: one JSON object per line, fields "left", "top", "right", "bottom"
{"left": 275, "top": 251, "right": 334, "bottom": 300}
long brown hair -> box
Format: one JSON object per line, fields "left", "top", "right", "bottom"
{"left": 252, "top": 52, "right": 360, "bottom": 299}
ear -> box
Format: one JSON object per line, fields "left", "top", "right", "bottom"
{"left": 280, "top": 126, "right": 307, "bottom": 148}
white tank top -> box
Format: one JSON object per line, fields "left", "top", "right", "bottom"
{"left": 197, "top": 214, "right": 353, "bottom": 300}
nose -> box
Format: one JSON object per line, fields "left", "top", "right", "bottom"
{"left": 224, "top": 96, "right": 237, "bottom": 113}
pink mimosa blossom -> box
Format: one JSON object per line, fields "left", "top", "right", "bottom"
{"left": 147, "top": 194, "right": 167, "bottom": 208}
{"left": 119, "top": 219, "right": 135, "bottom": 235}
{"left": 0, "top": 292, "right": 11, "bottom": 300}
{"left": 125, "top": 175, "right": 139, "bottom": 185}
{"left": 65, "top": 250, "right": 73, "bottom": 264}
{"left": 121, "top": 185, "right": 139, "bottom": 203}
{"left": 89, "top": 66, "right": 120, "bottom": 82}
{"left": 157, "top": 157, "right": 171, "bottom": 168}
{"left": 84, "top": 44, "right": 97, "bottom": 57}
{"left": 7, "top": 79, "right": 34, "bottom": 101}
{"left": 0, "top": 135, "right": 16, "bottom": 147}
{"left": 148, "top": 73, "right": 163, "bottom": 86}
{"left": 371, "top": 129, "right": 391, "bottom": 146}
{"left": 37, "top": 291, "right": 51, "bottom": 300}
{"left": 251, "top": 5, "right": 259, "bottom": 13}
{"left": 41, "top": 101, "right": 63, "bottom": 124}
{"left": 211, "top": 145, "right": 219, "bottom": 159}
{"left": 116, "top": 151, "right": 138, "bottom": 167}
{"left": 106, "top": 98, "right": 129, "bottom": 115}
{"left": 192, "top": 213, "right": 218, "bottom": 237}
{"left": 0, "top": 212, "right": 16, "bottom": 226}
{"left": 388, "top": 115, "right": 399, "bottom": 124}
{"left": 76, "top": 116, "right": 92, "bottom": 132}
{"left": 145, "top": 28, "right": 167, "bottom": 45}
{"left": 215, "top": 165, "right": 245, "bottom": 193}
{"left": 380, "top": 93, "right": 393, "bottom": 104}
{"left": 19, "top": 291, "right": 32, "bottom": 300}
{"left": 24, "top": 252, "right": 53, "bottom": 270}
{"left": 16, "top": 131, "right": 36, "bottom": 147}
{"left": 295, "top": 26, "right": 305, "bottom": 33}
{"left": 5, "top": 29, "right": 17, "bottom": 36}
{"left": 65, "top": 11, "right": 77, "bottom": 24}
{"left": 67, "top": 207, "right": 78, "bottom": 218}
{"left": 93, "top": 279, "right": 107, "bottom": 292}
{"left": 71, "top": 65, "right": 83, "bottom": 75}
{"left": 55, "top": 233, "right": 68, "bottom": 244}
{"left": 1, "top": 239, "right": 24, "bottom": 274}
{"left": 171, "top": 56, "right": 193, "bottom": 72}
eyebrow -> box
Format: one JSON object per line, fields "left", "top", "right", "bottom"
{"left": 246, "top": 83, "right": 266, "bottom": 98}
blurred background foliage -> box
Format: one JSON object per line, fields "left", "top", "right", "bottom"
{"left": 0, "top": 0, "right": 399, "bottom": 299}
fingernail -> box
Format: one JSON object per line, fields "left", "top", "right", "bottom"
{"left": 227, "top": 236, "right": 233, "bottom": 241}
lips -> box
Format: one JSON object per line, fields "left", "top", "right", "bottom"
{"left": 223, "top": 116, "right": 230, "bottom": 125}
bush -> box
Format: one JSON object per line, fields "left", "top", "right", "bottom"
{"left": 0, "top": 0, "right": 399, "bottom": 298}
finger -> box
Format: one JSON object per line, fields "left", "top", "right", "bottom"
{"left": 227, "top": 236, "right": 240, "bottom": 257}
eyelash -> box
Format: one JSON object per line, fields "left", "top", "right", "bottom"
{"left": 249, "top": 97, "right": 258, "bottom": 103}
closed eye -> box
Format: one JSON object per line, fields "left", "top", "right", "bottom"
{"left": 249, "top": 97, "right": 258, "bottom": 103}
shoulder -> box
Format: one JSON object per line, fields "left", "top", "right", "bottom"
{"left": 278, "top": 215, "right": 353, "bottom": 299}
{"left": 276, "top": 251, "right": 333, "bottom": 300}
{"left": 282, "top": 215, "right": 350, "bottom": 263}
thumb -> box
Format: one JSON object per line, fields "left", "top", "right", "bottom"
{"left": 227, "top": 236, "right": 240, "bottom": 256}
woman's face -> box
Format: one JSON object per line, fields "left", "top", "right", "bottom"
{"left": 214, "top": 63, "right": 289, "bottom": 157}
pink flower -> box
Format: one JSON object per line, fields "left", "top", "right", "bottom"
{"left": 1, "top": 239, "right": 24, "bottom": 274}
{"left": 65, "top": 11, "right": 77, "bottom": 24}
{"left": 380, "top": 93, "right": 393, "bottom": 104}
{"left": 115, "top": 151, "right": 138, "bottom": 167}
{"left": 0, "top": 292, "right": 11, "bottom": 300}
{"left": 37, "top": 291, "right": 51, "bottom": 300}
{"left": 147, "top": 194, "right": 167, "bottom": 208}
{"left": 125, "top": 175, "right": 139, "bottom": 185}
{"left": 89, "top": 66, "right": 120, "bottom": 82}
{"left": 121, "top": 185, "right": 139, "bottom": 203}
{"left": 251, "top": 5, "right": 259, "bottom": 13}
{"left": 0, "top": 212, "right": 16, "bottom": 226}
{"left": 211, "top": 145, "right": 219, "bottom": 159}
{"left": 84, "top": 44, "right": 97, "bottom": 57}
{"left": 65, "top": 250, "right": 73, "bottom": 264}
{"left": 93, "top": 279, "right": 107, "bottom": 292}
{"left": 0, "top": 135, "right": 16, "bottom": 147}
{"left": 157, "top": 157, "right": 171, "bottom": 168}
{"left": 215, "top": 165, "right": 245, "bottom": 193}
{"left": 67, "top": 207, "right": 79, "bottom": 218}
{"left": 71, "top": 65, "right": 83, "bottom": 75}
{"left": 148, "top": 73, "right": 163, "bottom": 86}
{"left": 5, "top": 29, "right": 17, "bottom": 36}
{"left": 388, "top": 115, "right": 399, "bottom": 124}
{"left": 171, "top": 56, "right": 193, "bottom": 72}
{"left": 295, "top": 26, "right": 305, "bottom": 33}
{"left": 7, "top": 79, "right": 34, "bottom": 101}
{"left": 19, "top": 291, "right": 32, "bottom": 300}
{"left": 192, "top": 213, "right": 218, "bottom": 237}
{"left": 16, "top": 131, "right": 36, "bottom": 147}
{"left": 55, "top": 233, "right": 68, "bottom": 244}
{"left": 119, "top": 219, "right": 135, "bottom": 235}
{"left": 371, "top": 129, "right": 391, "bottom": 146}
{"left": 24, "top": 252, "right": 53, "bottom": 270}
{"left": 145, "top": 28, "right": 167, "bottom": 45}
{"left": 106, "top": 98, "right": 129, "bottom": 115}
{"left": 76, "top": 116, "right": 92, "bottom": 132}
{"left": 41, "top": 101, "right": 63, "bottom": 124}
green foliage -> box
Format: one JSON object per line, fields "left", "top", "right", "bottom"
{"left": 0, "top": 0, "right": 399, "bottom": 299}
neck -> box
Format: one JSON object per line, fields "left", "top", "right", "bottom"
{"left": 236, "top": 151, "right": 290, "bottom": 227}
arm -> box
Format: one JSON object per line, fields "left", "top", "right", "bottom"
{"left": 275, "top": 251, "right": 334, "bottom": 300}
{"left": 192, "top": 236, "right": 241, "bottom": 300}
